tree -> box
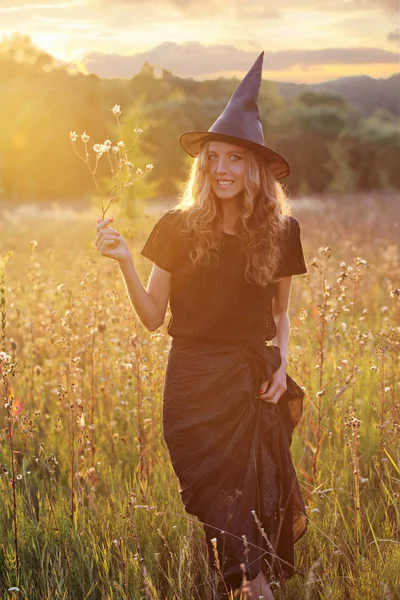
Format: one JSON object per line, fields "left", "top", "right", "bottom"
{"left": 324, "top": 138, "right": 358, "bottom": 193}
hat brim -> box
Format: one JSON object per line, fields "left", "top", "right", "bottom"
{"left": 179, "top": 131, "right": 290, "bottom": 180}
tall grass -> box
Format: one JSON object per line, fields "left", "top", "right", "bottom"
{"left": 0, "top": 192, "right": 399, "bottom": 599}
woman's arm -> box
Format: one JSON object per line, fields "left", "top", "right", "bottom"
{"left": 119, "top": 259, "right": 171, "bottom": 332}
{"left": 271, "top": 275, "right": 293, "bottom": 363}
{"left": 96, "top": 218, "right": 171, "bottom": 332}
{"left": 259, "top": 276, "right": 293, "bottom": 403}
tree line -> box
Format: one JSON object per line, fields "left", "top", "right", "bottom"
{"left": 1, "top": 34, "right": 399, "bottom": 203}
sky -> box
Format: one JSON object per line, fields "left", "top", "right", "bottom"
{"left": 0, "top": 0, "right": 399, "bottom": 83}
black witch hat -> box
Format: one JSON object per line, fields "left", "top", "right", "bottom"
{"left": 179, "top": 51, "right": 290, "bottom": 180}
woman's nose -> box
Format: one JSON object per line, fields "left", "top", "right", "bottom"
{"left": 216, "top": 159, "right": 228, "bottom": 173}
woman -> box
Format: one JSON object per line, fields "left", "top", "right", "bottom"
{"left": 96, "top": 52, "right": 307, "bottom": 599}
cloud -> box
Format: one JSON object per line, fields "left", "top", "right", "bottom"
{"left": 77, "top": 41, "right": 400, "bottom": 78}
{"left": 387, "top": 28, "right": 400, "bottom": 41}
{"left": 0, "top": 0, "right": 85, "bottom": 11}
{"left": 161, "top": 0, "right": 398, "bottom": 16}
{"left": 370, "top": 0, "right": 399, "bottom": 10}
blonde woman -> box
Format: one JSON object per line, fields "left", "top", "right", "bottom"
{"left": 96, "top": 53, "right": 307, "bottom": 599}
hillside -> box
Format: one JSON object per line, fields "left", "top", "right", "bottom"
{"left": 277, "top": 73, "right": 400, "bottom": 117}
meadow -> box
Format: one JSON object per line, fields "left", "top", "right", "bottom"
{"left": 0, "top": 192, "right": 399, "bottom": 600}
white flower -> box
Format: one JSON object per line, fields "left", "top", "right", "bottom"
{"left": 0, "top": 352, "right": 11, "bottom": 364}
{"left": 134, "top": 127, "right": 143, "bottom": 135}
{"left": 69, "top": 131, "right": 78, "bottom": 142}
{"left": 81, "top": 132, "right": 90, "bottom": 143}
{"left": 145, "top": 163, "right": 154, "bottom": 171}
{"left": 112, "top": 146, "right": 119, "bottom": 154}
{"left": 117, "top": 141, "right": 124, "bottom": 149}
{"left": 93, "top": 144, "right": 106, "bottom": 155}
{"left": 103, "top": 139, "right": 112, "bottom": 148}
{"left": 136, "top": 168, "right": 143, "bottom": 176}
{"left": 111, "top": 105, "right": 121, "bottom": 116}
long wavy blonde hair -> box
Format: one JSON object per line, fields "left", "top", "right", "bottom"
{"left": 173, "top": 141, "right": 291, "bottom": 286}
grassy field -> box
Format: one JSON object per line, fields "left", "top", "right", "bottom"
{"left": 0, "top": 192, "right": 399, "bottom": 600}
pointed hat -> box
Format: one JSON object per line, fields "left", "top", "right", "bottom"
{"left": 179, "top": 51, "right": 290, "bottom": 180}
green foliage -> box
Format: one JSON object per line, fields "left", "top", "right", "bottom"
{"left": 324, "top": 138, "right": 358, "bottom": 193}
{"left": 1, "top": 36, "right": 400, "bottom": 203}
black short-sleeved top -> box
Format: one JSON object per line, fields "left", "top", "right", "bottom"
{"left": 140, "top": 209, "right": 307, "bottom": 342}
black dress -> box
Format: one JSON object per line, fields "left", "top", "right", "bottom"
{"left": 141, "top": 209, "right": 308, "bottom": 589}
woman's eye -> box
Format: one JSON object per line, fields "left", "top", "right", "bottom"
{"left": 231, "top": 155, "right": 241, "bottom": 160}
{"left": 208, "top": 155, "right": 217, "bottom": 161}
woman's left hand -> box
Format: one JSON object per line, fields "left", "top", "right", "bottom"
{"left": 259, "top": 360, "right": 287, "bottom": 404}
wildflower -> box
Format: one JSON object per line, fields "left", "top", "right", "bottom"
{"left": 69, "top": 131, "right": 78, "bottom": 142}
{"left": 354, "top": 257, "right": 368, "bottom": 267}
{"left": 117, "top": 141, "right": 124, "bottom": 149}
{"left": 391, "top": 289, "right": 400, "bottom": 298}
{"left": 145, "top": 163, "right": 154, "bottom": 171}
{"left": 345, "top": 416, "right": 361, "bottom": 430}
{"left": 93, "top": 144, "right": 105, "bottom": 155}
{"left": 16, "top": 474, "right": 22, "bottom": 480}
{"left": 381, "top": 306, "right": 389, "bottom": 313}
{"left": 0, "top": 352, "right": 11, "bottom": 364}
{"left": 112, "top": 146, "right": 119, "bottom": 154}
{"left": 81, "top": 132, "right": 90, "bottom": 143}
{"left": 104, "top": 139, "right": 112, "bottom": 148}
{"left": 339, "top": 261, "right": 346, "bottom": 268}
{"left": 136, "top": 168, "right": 143, "bottom": 176}
{"left": 134, "top": 127, "right": 143, "bottom": 135}
{"left": 318, "top": 246, "right": 331, "bottom": 258}
{"left": 126, "top": 161, "right": 133, "bottom": 169}
{"left": 111, "top": 105, "right": 121, "bottom": 117}
{"left": 370, "top": 365, "right": 378, "bottom": 372}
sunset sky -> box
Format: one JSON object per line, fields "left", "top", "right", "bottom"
{"left": 1, "top": 0, "right": 399, "bottom": 83}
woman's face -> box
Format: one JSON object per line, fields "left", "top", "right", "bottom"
{"left": 207, "top": 141, "right": 246, "bottom": 200}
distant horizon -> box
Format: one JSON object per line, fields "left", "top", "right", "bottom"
{"left": 6, "top": 36, "right": 399, "bottom": 87}
{"left": 1, "top": 0, "right": 399, "bottom": 84}
{"left": 64, "top": 62, "right": 399, "bottom": 86}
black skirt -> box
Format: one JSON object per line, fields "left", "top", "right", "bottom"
{"left": 162, "top": 337, "right": 307, "bottom": 589}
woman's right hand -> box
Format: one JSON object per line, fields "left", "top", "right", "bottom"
{"left": 95, "top": 218, "right": 132, "bottom": 264}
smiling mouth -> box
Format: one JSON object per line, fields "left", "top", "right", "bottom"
{"left": 216, "top": 180, "right": 234, "bottom": 187}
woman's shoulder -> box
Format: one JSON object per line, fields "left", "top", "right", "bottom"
{"left": 283, "top": 214, "right": 301, "bottom": 232}
{"left": 152, "top": 207, "right": 186, "bottom": 231}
